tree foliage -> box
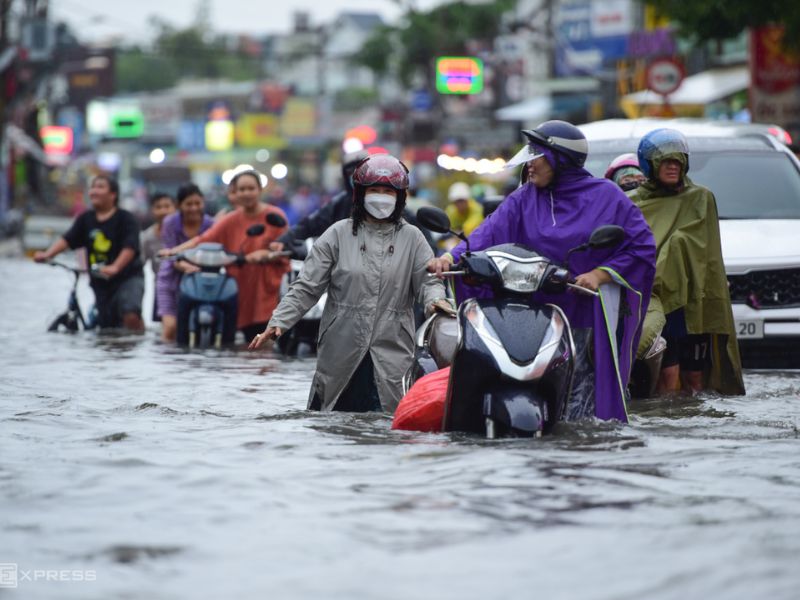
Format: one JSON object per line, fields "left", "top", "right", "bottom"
{"left": 353, "top": 0, "right": 517, "bottom": 86}
{"left": 640, "top": 0, "right": 800, "bottom": 47}
{"left": 116, "top": 1, "right": 261, "bottom": 92}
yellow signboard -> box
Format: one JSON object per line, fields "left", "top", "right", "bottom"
{"left": 237, "top": 113, "right": 285, "bottom": 148}
{"left": 280, "top": 99, "right": 316, "bottom": 138}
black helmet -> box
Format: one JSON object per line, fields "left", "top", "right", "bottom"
{"left": 521, "top": 120, "right": 589, "bottom": 168}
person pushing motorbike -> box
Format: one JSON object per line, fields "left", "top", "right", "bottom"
{"left": 249, "top": 154, "right": 448, "bottom": 413}
{"left": 428, "top": 120, "right": 656, "bottom": 422}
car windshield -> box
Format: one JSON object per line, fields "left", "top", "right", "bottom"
{"left": 586, "top": 149, "right": 800, "bottom": 219}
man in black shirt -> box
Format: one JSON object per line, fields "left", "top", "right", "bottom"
{"left": 34, "top": 175, "right": 145, "bottom": 331}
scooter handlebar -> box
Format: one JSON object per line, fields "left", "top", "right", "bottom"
{"left": 566, "top": 282, "right": 599, "bottom": 297}
{"left": 46, "top": 260, "right": 87, "bottom": 275}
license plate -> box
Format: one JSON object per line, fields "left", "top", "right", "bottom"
{"left": 736, "top": 319, "right": 764, "bottom": 339}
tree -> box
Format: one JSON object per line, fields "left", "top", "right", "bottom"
{"left": 115, "top": 1, "right": 262, "bottom": 92}
{"left": 353, "top": 0, "right": 516, "bottom": 87}
{"left": 640, "top": 0, "right": 800, "bottom": 47}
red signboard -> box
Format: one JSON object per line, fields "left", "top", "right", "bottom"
{"left": 750, "top": 26, "right": 800, "bottom": 135}
{"left": 40, "top": 126, "right": 73, "bottom": 154}
{"left": 646, "top": 57, "right": 684, "bottom": 95}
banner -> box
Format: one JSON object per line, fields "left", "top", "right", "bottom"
{"left": 750, "top": 26, "right": 800, "bottom": 137}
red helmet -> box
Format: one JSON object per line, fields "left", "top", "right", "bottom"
{"left": 604, "top": 153, "right": 641, "bottom": 180}
{"left": 352, "top": 154, "right": 410, "bottom": 190}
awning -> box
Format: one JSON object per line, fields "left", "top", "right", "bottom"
{"left": 623, "top": 65, "right": 749, "bottom": 106}
{"left": 495, "top": 97, "right": 552, "bottom": 122}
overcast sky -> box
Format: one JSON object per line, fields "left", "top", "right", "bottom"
{"left": 49, "top": 0, "right": 449, "bottom": 43}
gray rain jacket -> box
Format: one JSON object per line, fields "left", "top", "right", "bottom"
{"left": 268, "top": 218, "right": 445, "bottom": 412}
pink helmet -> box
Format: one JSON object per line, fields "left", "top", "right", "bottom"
{"left": 604, "top": 153, "right": 641, "bottom": 180}
{"left": 352, "top": 154, "right": 410, "bottom": 190}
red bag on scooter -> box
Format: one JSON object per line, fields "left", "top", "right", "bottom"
{"left": 392, "top": 367, "right": 450, "bottom": 432}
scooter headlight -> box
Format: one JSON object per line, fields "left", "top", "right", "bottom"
{"left": 487, "top": 253, "right": 549, "bottom": 293}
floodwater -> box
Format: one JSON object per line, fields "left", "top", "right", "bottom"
{"left": 1, "top": 256, "right": 799, "bottom": 600}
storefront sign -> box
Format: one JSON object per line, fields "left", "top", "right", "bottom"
{"left": 750, "top": 26, "right": 800, "bottom": 136}
{"left": 237, "top": 113, "right": 283, "bottom": 148}
{"left": 436, "top": 57, "right": 484, "bottom": 95}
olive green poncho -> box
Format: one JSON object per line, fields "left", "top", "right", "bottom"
{"left": 629, "top": 177, "right": 745, "bottom": 395}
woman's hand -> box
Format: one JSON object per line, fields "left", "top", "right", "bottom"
{"left": 245, "top": 249, "right": 289, "bottom": 265}
{"left": 248, "top": 326, "right": 282, "bottom": 350}
{"left": 174, "top": 260, "right": 199, "bottom": 274}
{"left": 427, "top": 255, "right": 453, "bottom": 279}
{"left": 428, "top": 298, "right": 456, "bottom": 316}
{"left": 245, "top": 249, "right": 272, "bottom": 264}
{"left": 573, "top": 268, "right": 612, "bottom": 292}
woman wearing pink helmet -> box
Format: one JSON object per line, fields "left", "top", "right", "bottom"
{"left": 605, "top": 153, "right": 646, "bottom": 192}
{"left": 250, "top": 154, "right": 448, "bottom": 413}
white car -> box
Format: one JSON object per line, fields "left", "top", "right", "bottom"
{"left": 580, "top": 118, "right": 800, "bottom": 368}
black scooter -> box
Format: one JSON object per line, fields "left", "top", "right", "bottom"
{"left": 409, "top": 206, "right": 624, "bottom": 438}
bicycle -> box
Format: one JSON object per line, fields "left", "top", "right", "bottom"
{"left": 45, "top": 261, "right": 99, "bottom": 332}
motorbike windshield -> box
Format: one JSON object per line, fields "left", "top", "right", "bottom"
{"left": 184, "top": 244, "right": 236, "bottom": 268}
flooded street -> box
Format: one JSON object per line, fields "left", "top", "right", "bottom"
{"left": 2, "top": 256, "right": 799, "bottom": 599}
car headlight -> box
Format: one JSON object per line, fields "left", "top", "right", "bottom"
{"left": 487, "top": 252, "right": 549, "bottom": 293}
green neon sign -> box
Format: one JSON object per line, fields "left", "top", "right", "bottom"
{"left": 110, "top": 109, "right": 144, "bottom": 138}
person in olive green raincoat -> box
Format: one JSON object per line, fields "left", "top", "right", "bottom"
{"left": 628, "top": 129, "right": 745, "bottom": 396}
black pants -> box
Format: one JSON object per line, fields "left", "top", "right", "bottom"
{"left": 310, "top": 353, "right": 382, "bottom": 412}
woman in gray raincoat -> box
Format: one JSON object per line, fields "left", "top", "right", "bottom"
{"left": 249, "top": 154, "right": 447, "bottom": 413}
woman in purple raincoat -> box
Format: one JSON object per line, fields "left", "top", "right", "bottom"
{"left": 429, "top": 121, "right": 656, "bottom": 422}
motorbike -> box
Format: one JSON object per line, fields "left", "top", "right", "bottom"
{"left": 175, "top": 221, "right": 277, "bottom": 349}
{"left": 407, "top": 206, "right": 624, "bottom": 438}
{"left": 273, "top": 237, "right": 327, "bottom": 358}
{"left": 45, "top": 260, "right": 99, "bottom": 332}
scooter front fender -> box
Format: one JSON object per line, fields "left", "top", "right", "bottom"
{"left": 482, "top": 386, "right": 548, "bottom": 437}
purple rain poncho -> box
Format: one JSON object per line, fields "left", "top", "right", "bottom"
{"left": 449, "top": 158, "right": 655, "bottom": 422}
{"left": 156, "top": 212, "right": 214, "bottom": 318}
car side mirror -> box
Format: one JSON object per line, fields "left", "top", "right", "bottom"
{"left": 266, "top": 213, "right": 287, "bottom": 228}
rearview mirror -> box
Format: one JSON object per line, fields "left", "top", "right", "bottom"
{"left": 587, "top": 225, "right": 625, "bottom": 250}
{"left": 266, "top": 213, "right": 287, "bottom": 228}
{"left": 416, "top": 206, "right": 452, "bottom": 234}
{"left": 246, "top": 224, "right": 266, "bottom": 237}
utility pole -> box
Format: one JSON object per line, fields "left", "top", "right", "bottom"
{"left": 0, "top": 0, "right": 16, "bottom": 220}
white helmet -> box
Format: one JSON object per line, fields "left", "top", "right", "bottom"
{"left": 447, "top": 182, "right": 471, "bottom": 202}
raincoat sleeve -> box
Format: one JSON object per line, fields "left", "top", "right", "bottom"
{"left": 596, "top": 199, "right": 656, "bottom": 293}
{"left": 409, "top": 228, "right": 446, "bottom": 311}
{"left": 449, "top": 190, "right": 523, "bottom": 263}
{"left": 590, "top": 198, "right": 656, "bottom": 422}
{"left": 268, "top": 227, "right": 337, "bottom": 331}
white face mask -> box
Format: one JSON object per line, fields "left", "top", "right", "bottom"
{"left": 364, "top": 192, "right": 397, "bottom": 220}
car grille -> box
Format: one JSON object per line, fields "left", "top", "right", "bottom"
{"left": 728, "top": 268, "right": 800, "bottom": 308}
